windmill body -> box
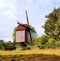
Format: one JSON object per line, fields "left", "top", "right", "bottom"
{"left": 16, "top": 24, "right": 31, "bottom": 43}
{"left": 14, "top": 10, "right": 37, "bottom": 47}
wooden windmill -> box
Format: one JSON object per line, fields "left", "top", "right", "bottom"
{"left": 15, "top": 10, "right": 36, "bottom": 47}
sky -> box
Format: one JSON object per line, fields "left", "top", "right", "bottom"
{"left": 0, "top": 0, "right": 60, "bottom": 42}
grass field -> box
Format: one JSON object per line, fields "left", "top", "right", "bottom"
{"left": 0, "top": 48, "right": 60, "bottom": 61}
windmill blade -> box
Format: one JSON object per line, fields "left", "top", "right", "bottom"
{"left": 28, "top": 30, "right": 33, "bottom": 45}
{"left": 25, "top": 11, "right": 36, "bottom": 33}
{"left": 17, "top": 21, "right": 23, "bottom": 25}
{"left": 29, "top": 27, "right": 36, "bottom": 33}
{"left": 17, "top": 21, "right": 27, "bottom": 28}
{"left": 17, "top": 21, "right": 20, "bottom": 24}
{"left": 25, "top": 10, "right": 29, "bottom": 26}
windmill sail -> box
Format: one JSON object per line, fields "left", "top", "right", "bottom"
{"left": 25, "top": 10, "right": 29, "bottom": 25}
{"left": 25, "top": 10, "right": 33, "bottom": 45}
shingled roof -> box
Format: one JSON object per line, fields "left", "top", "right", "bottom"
{"left": 16, "top": 24, "right": 28, "bottom": 31}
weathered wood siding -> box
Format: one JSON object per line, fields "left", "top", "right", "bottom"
{"left": 16, "top": 30, "right": 25, "bottom": 42}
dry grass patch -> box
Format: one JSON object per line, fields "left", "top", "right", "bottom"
{"left": 0, "top": 48, "right": 60, "bottom": 61}
{"left": 0, "top": 48, "right": 60, "bottom": 55}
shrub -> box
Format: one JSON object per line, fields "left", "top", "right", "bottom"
{"left": 33, "top": 35, "right": 48, "bottom": 48}
{"left": 55, "top": 41, "right": 60, "bottom": 48}
{"left": 4, "top": 41, "right": 16, "bottom": 50}
{"left": 46, "top": 38, "right": 55, "bottom": 48}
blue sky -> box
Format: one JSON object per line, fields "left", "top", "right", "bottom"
{"left": 0, "top": 0, "right": 60, "bottom": 41}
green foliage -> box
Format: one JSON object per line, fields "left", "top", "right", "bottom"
{"left": 4, "top": 41, "right": 15, "bottom": 50}
{"left": 44, "top": 8, "right": 60, "bottom": 41}
{"left": 5, "top": 41, "right": 12, "bottom": 47}
{"left": 46, "top": 38, "right": 55, "bottom": 48}
{"left": 0, "top": 40, "right": 4, "bottom": 46}
{"left": 16, "top": 43, "right": 21, "bottom": 47}
{"left": 33, "top": 35, "right": 48, "bottom": 47}
{"left": 55, "top": 41, "right": 60, "bottom": 47}
{"left": 0, "top": 40, "right": 5, "bottom": 50}
{"left": 13, "top": 27, "right": 16, "bottom": 40}
{"left": 33, "top": 38, "right": 40, "bottom": 46}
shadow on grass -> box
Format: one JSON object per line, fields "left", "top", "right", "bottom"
{"left": 0, "top": 54, "right": 60, "bottom": 61}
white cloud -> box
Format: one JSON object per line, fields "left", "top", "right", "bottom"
{"left": 0, "top": 0, "right": 17, "bottom": 41}
{"left": 4, "top": 10, "right": 15, "bottom": 19}
{"left": 26, "top": 0, "right": 33, "bottom": 4}
{"left": 0, "top": 0, "right": 60, "bottom": 41}
{"left": 0, "top": 0, "right": 7, "bottom": 9}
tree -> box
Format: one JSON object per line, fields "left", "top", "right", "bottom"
{"left": 55, "top": 40, "right": 60, "bottom": 47}
{"left": 0, "top": 40, "right": 4, "bottom": 46}
{"left": 0, "top": 40, "right": 5, "bottom": 50}
{"left": 44, "top": 8, "right": 60, "bottom": 41}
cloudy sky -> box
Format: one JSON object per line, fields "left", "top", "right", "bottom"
{"left": 0, "top": 0, "right": 60, "bottom": 41}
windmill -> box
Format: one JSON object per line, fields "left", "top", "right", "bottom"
{"left": 15, "top": 10, "right": 36, "bottom": 47}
